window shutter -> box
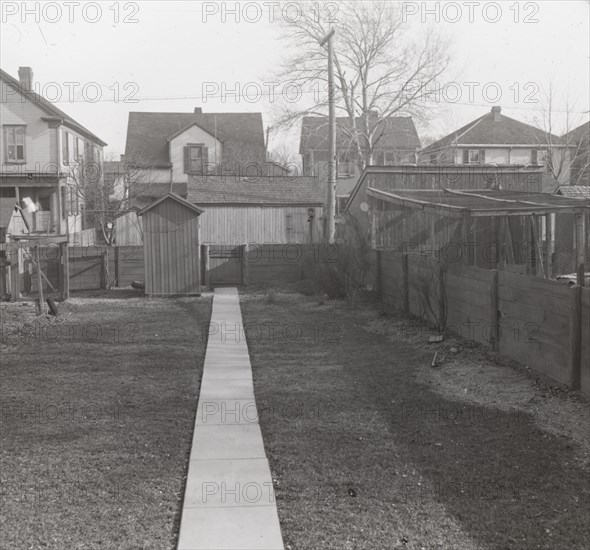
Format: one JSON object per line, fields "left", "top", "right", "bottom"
{"left": 202, "top": 146, "right": 209, "bottom": 173}
{"left": 479, "top": 149, "right": 485, "bottom": 164}
{"left": 462, "top": 149, "right": 469, "bottom": 164}
{"left": 531, "top": 149, "right": 537, "bottom": 165}
{"left": 183, "top": 146, "right": 189, "bottom": 174}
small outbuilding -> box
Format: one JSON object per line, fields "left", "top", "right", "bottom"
{"left": 138, "top": 193, "right": 203, "bottom": 296}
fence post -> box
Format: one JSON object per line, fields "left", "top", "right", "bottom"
{"left": 375, "top": 249, "right": 382, "bottom": 299}
{"left": 10, "top": 245, "right": 20, "bottom": 302}
{"left": 60, "top": 242, "right": 69, "bottom": 301}
{"left": 403, "top": 252, "right": 409, "bottom": 313}
{"left": 114, "top": 246, "right": 120, "bottom": 288}
{"left": 202, "top": 244, "right": 210, "bottom": 289}
{"left": 438, "top": 263, "right": 446, "bottom": 331}
{"left": 569, "top": 285, "right": 582, "bottom": 390}
{"left": 100, "top": 252, "right": 108, "bottom": 290}
{"left": 242, "top": 244, "right": 249, "bottom": 286}
{"left": 489, "top": 269, "right": 499, "bottom": 352}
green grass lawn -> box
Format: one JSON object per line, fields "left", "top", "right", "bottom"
{"left": 240, "top": 289, "right": 590, "bottom": 550}
{"left": 0, "top": 293, "right": 211, "bottom": 549}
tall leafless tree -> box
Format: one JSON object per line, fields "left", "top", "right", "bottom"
{"left": 274, "top": 0, "right": 452, "bottom": 168}
{"left": 530, "top": 84, "right": 590, "bottom": 186}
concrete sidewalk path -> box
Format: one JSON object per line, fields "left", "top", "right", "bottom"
{"left": 177, "top": 288, "right": 284, "bottom": 550}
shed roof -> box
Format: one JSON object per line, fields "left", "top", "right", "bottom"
{"left": 186, "top": 176, "right": 325, "bottom": 206}
{"left": 367, "top": 188, "right": 590, "bottom": 218}
{"left": 138, "top": 193, "right": 204, "bottom": 216}
{"left": 555, "top": 185, "right": 590, "bottom": 199}
{"left": 0, "top": 202, "right": 17, "bottom": 229}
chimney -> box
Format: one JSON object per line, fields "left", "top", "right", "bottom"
{"left": 491, "top": 106, "right": 501, "bottom": 122}
{"left": 18, "top": 67, "right": 33, "bottom": 90}
{"left": 194, "top": 107, "right": 203, "bottom": 114}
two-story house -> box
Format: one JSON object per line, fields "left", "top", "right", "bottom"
{"left": 0, "top": 67, "right": 107, "bottom": 240}
{"left": 123, "top": 109, "right": 268, "bottom": 183}
{"left": 419, "top": 106, "right": 572, "bottom": 190}
{"left": 115, "top": 109, "right": 326, "bottom": 245}
{"left": 299, "top": 113, "right": 422, "bottom": 216}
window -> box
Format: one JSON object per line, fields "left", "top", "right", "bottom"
{"left": 76, "top": 138, "right": 84, "bottom": 162}
{"left": 62, "top": 130, "right": 69, "bottom": 164}
{"left": 463, "top": 149, "right": 485, "bottom": 165}
{"left": 337, "top": 152, "right": 354, "bottom": 176}
{"left": 61, "top": 187, "right": 67, "bottom": 220}
{"left": 4, "top": 126, "right": 26, "bottom": 162}
{"left": 189, "top": 145, "right": 203, "bottom": 174}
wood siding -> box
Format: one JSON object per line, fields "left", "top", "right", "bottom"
{"left": 116, "top": 205, "right": 323, "bottom": 246}
{"left": 197, "top": 206, "right": 322, "bottom": 245}
{"left": 142, "top": 198, "right": 201, "bottom": 296}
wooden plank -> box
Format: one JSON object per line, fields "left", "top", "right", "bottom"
{"left": 569, "top": 285, "right": 582, "bottom": 390}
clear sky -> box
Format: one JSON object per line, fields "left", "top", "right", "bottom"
{"left": 1, "top": 0, "right": 588, "bottom": 156}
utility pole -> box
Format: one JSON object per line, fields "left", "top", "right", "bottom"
{"left": 320, "top": 29, "right": 336, "bottom": 243}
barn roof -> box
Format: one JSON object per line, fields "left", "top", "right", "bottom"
{"left": 186, "top": 176, "right": 325, "bottom": 206}
{"left": 299, "top": 115, "right": 421, "bottom": 154}
{"left": 0, "top": 68, "right": 107, "bottom": 146}
{"left": 124, "top": 111, "right": 265, "bottom": 166}
{"left": 421, "top": 107, "right": 562, "bottom": 154}
{"left": 366, "top": 188, "right": 590, "bottom": 218}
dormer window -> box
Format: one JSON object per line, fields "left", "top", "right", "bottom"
{"left": 4, "top": 126, "right": 26, "bottom": 163}
{"left": 184, "top": 144, "right": 208, "bottom": 175}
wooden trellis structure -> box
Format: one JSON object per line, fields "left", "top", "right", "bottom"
{"left": 366, "top": 188, "right": 589, "bottom": 280}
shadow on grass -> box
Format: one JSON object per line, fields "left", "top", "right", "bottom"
{"left": 348, "top": 326, "right": 590, "bottom": 549}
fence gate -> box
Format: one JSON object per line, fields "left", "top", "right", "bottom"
{"left": 208, "top": 245, "right": 243, "bottom": 286}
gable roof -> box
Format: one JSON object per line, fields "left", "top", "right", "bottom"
{"left": 300, "top": 115, "right": 421, "bottom": 154}
{"left": 421, "top": 107, "right": 563, "bottom": 154}
{"left": 555, "top": 185, "right": 590, "bottom": 199}
{"left": 186, "top": 176, "right": 325, "bottom": 206}
{"left": 124, "top": 111, "right": 265, "bottom": 165}
{"left": 166, "top": 121, "right": 220, "bottom": 143}
{"left": 138, "top": 193, "right": 204, "bottom": 216}
{"left": 0, "top": 68, "right": 107, "bottom": 146}
{"left": 562, "top": 121, "right": 590, "bottom": 145}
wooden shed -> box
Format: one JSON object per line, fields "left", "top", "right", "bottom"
{"left": 138, "top": 193, "right": 203, "bottom": 296}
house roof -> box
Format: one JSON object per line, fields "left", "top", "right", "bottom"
{"left": 0, "top": 68, "right": 107, "bottom": 146}
{"left": 124, "top": 111, "right": 265, "bottom": 165}
{"left": 138, "top": 193, "right": 204, "bottom": 216}
{"left": 555, "top": 185, "right": 590, "bottom": 199}
{"left": 366, "top": 188, "right": 589, "bottom": 218}
{"left": 421, "top": 107, "right": 562, "bottom": 154}
{"left": 299, "top": 115, "right": 421, "bottom": 154}
{"left": 562, "top": 121, "right": 590, "bottom": 145}
{"left": 186, "top": 176, "right": 325, "bottom": 206}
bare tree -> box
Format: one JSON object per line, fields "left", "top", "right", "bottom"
{"left": 530, "top": 84, "right": 590, "bottom": 186}
{"left": 69, "top": 154, "right": 156, "bottom": 244}
{"left": 274, "top": 0, "right": 451, "bottom": 168}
